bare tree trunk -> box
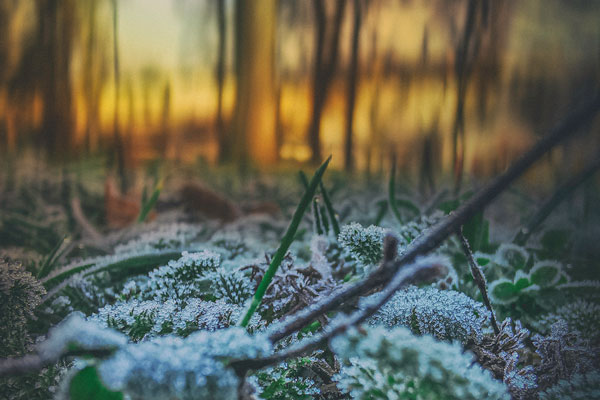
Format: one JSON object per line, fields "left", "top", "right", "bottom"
{"left": 451, "top": 0, "right": 483, "bottom": 193}
{"left": 228, "top": 0, "right": 278, "bottom": 166}
{"left": 344, "top": 0, "right": 362, "bottom": 172}
{"left": 111, "top": 0, "right": 127, "bottom": 192}
{"left": 160, "top": 81, "right": 171, "bottom": 159}
{"left": 308, "top": 0, "right": 346, "bottom": 164}
{"left": 38, "top": 0, "right": 75, "bottom": 161}
{"left": 215, "top": 0, "right": 227, "bottom": 162}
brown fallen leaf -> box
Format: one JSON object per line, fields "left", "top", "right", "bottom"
{"left": 104, "top": 177, "right": 156, "bottom": 228}
{"left": 179, "top": 183, "right": 242, "bottom": 222}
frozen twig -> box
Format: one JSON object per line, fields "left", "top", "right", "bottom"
{"left": 268, "top": 91, "right": 600, "bottom": 343}
{"left": 458, "top": 226, "right": 500, "bottom": 334}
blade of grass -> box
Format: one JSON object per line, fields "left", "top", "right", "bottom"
{"left": 388, "top": 155, "right": 404, "bottom": 223}
{"left": 319, "top": 181, "right": 340, "bottom": 236}
{"left": 312, "top": 198, "right": 324, "bottom": 235}
{"left": 238, "top": 156, "right": 332, "bottom": 327}
{"left": 37, "top": 235, "right": 69, "bottom": 279}
{"left": 137, "top": 178, "right": 163, "bottom": 223}
{"left": 298, "top": 170, "right": 309, "bottom": 190}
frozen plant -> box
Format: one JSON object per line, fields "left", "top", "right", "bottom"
{"left": 136, "top": 250, "right": 220, "bottom": 301}
{"left": 91, "top": 298, "right": 244, "bottom": 340}
{"left": 97, "top": 327, "right": 272, "bottom": 400}
{"left": 338, "top": 223, "right": 386, "bottom": 265}
{"left": 535, "top": 300, "right": 600, "bottom": 343}
{"left": 0, "top": 258, "right": 46, "bottom": 357}
{"left": 211, "top": 268, "right": 254, "bottom": 305}
{"left": 114, "top": 223, "right": 202, "bottom": 254}
{"left": 367, "top": 285, "right": 488, "bottom": 343}
{"left": 254, "top": 357, "right": 321, "bottom": 400}
{"left": 532, "top": 321, "right": 600, "bottom": 392}
{"left": 331, "top": 326, "right": 510, "bottom": 399}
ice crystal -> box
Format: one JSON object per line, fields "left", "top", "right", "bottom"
{"left": 331, "top": 326, "right": 510, "bottom": 399}
{"left": 97, "top": 327, "right": 272, "bottom": 400}
{"left": 38, "top": 312, "right": 127, "bottom": 361}
{"left": 338, "top": 223, "right": 386, "bottom": 265}
{"left": 0, "top": 258, "right": 46, "bottom": 357}
{"left": 539, "top": 371, "right": 600, "bottom": 400}
{"left": 367, "top": 285, "right": 487, "bottom": 343}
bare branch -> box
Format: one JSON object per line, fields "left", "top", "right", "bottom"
{"left": 458, "top": 226, "right": 499, "bottom": 334}
{"left": 269, "top": 91, "right": 600, "bottom": 343}
{"left": 232, "top": 247, "right": 446, "bottom": 374}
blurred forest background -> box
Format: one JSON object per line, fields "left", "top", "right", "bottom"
{"left": 0, "top": 0, "right": 599, "bottom": 183}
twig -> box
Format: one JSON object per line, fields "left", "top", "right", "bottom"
{"left": 0, "top": 348, "right": 114, "bottom": 378}
{"left": 458, "top": 226, "right": 499, "bottom": 334}
{"left": 231, "top": 235, "right": 446, "bottom": 374}
{"left": 513, "top": 154, "right": 600, "bottom": 245}
{"left": 268, "top": 91, "right": 600, "bottom": 343}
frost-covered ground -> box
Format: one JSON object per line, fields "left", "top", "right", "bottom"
{"left": 1, "top": 163, "right": 599, "bottom": 399}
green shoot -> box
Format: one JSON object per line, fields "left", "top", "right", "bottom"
{"left": 238, "top": 156, "right": 332, "bottom": 328}
{"left": 137, "top": 178, "right": 163, "bottom": 223}
{"left": 37, "top": 235, "right": 70, "bottom": 279}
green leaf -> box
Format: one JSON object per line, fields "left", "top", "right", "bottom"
{"left": 489, "top": 279, "right": 519, "bottom": 304}
{"left": 69, "top": 366, "right": 123, "bottom": 400}
{"left": 529, "top": 261, "right": 562, "bottom": 287}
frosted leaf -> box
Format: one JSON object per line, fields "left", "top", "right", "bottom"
{"left": 493, "top": 244, "right": 528, "bottom": 270}
{"left": 338, "top": 223, "right": 386, "bottom": 265}
{"left": 331, "top": 326, "right": 509, "bottom": 399}
{"left": 38, "top": 312, "right": 127, "bottom": 361}
{"left": 367, "top": 285, "right": 487, "bottom": 343}
{"left": 97, "top": 327, "right": 272, "bottom": 400}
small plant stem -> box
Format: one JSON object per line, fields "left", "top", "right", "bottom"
{"left": 513, "top": 155, "right": 600, "bottom": 245}
{"left": 319, "top": 181, "right": 340, "bottom": 236}
{"left": 137, "top": 178, "right": 163, "bottom": 223}
{"left": 238, "top": 156, "right": 332, "bottom": 327}
{"left": 388, "top": 155, "right": 404, "bottom": 224}
{"left": 458, "top": 227, "right": 499, "bottom": 334}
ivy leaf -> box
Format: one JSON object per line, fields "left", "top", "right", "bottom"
{"left": 69, "top": 366, "right": 123, "bottom": 400}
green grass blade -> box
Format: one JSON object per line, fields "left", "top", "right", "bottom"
{"left": 388, "top": 156, "right": 404, "bottom": 224}
{"left": 319, "top": 181, "right": 340, "bottom": 236}
{"left": 298, "top": 170, "right": 309, "bottom": 190}
{"left": 137, "top": 178, "right": 163, "bottom": 223}
{"left": 312, "top": 197, "right": 324, "bottom": 235}
{"left": 238, "top": 156, "right": 332, "bottom": 327}
{"left": 37, "top": 235, "right": 69, "bottom": 279}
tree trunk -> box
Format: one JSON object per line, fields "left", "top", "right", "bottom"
{"left": 344, "top": 0, "right": 362, "bottom": 172}
{"left": 228, "top": 0, "right": 278, "bottom": 166}
{"left": 308, "top": 0, "right": 346, "bottom": 165}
